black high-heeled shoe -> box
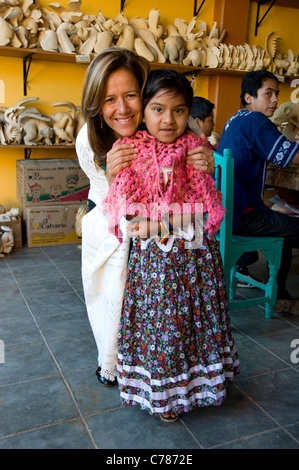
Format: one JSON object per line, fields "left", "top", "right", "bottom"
{"left": 98, "top": 375, "right": 117, "bottom": 386}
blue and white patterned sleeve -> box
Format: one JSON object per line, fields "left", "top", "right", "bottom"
{"left": 253, "top": 117, "right": 299, "bottom": 168}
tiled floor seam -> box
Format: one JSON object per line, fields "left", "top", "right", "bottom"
{"left": 233, "top": 382, "right": 299, "bottom": 446}
{"left": 207, "top": 424, "right": 299, "bottom": 449}
{"left": 234, "top": 290, "right": 299, "bottom": 330}
{"left": 232, "top": 324, "right": 299, "bottom": 374}
{"left": 4, "top": 261, "right": 98, "bottom": 449}
{"left": 179, "top": 418, "right": 205, "bottom": 449}
{"left": 20, "top": 322, "right": 98, "bottom": 449}
{"left": 0, "top": 332, "right": 91, "bottom": 348}
{"left": 2, "top": 247, "right": 298, "bottom": 449}
{"left": 4, "top": 260, "right": 84, "bottom": 302}
{"left": 0, "top": 417, "right": 86, "bottom": 441}
{"left": 0, "top": 373, "right": 61, "bottom": 389}
{"left": 271, "top": 314, "right": 299, "bottom": 330}
{"left": 0, "top": 365, "right": 97, "bottom": 388}
{"left": 234, "top": 366, "right": 298, "bottom": 385}
{"left": 40, "top": 248, "right": 83, "bottom": 287}
{"left": 1, "top": 290, "right": 79, "bottom": 301}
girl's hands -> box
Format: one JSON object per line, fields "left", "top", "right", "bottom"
{"left": 126, "top": 214, "right": 196, "bottom": 240}
{"left": 106, "top": 139, "right": 138, "bottom": 185}
{"left": 186, "top": 133, "right": 215, "bottom": 175}
{"left": 127, "top": 219, "right": 159, "bottom": 240}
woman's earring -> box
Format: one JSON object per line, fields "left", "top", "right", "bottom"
{"left": 100, "top": 120, "right": 103, "bottom": 129}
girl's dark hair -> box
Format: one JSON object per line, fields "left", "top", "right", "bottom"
{"left": 143, "top": 69, "right": 194, "bottom": 111}
{"left": 240, "top": 70, "right": 279, "bottom": 107}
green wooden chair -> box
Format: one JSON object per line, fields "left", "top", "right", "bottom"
{"left": 214, "top": 148, "right": 283, "bottom": 318}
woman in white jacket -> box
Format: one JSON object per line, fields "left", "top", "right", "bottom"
{"left": 76, "top": 48, "right": 215, "bottom": 386}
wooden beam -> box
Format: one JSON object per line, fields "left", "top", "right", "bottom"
{"left": 213, "top": 0, "right": 251, "bottom": 45}
{"left": 209, "top": 0, "right": 251, "bottom": 133}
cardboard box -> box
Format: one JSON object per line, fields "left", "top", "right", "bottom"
{"left": 23, "top": 204, "right": 82, "bottom": 247}
{"left": 0, "top": 219, "right": 22, "bottom": 248}
{"left": 16, "top": 159, "right": 89, "bottom": 206}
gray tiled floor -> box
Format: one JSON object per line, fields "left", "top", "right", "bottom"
{"left": 0, "top": 244, "right": 299, "bottom": 450}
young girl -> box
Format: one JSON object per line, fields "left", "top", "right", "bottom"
{"left": 103, "top": 69, "right": 239, "bottom": 422}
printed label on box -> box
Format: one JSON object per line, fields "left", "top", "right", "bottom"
{"left": 24, "top": 204, "right": 81, "bottom": 247}
{"left": 17, "top": 159, "right": 90, "bottom": 206}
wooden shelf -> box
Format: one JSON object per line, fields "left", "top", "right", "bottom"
{"left": 0, "top": 144, "right": 75, "bottom": 159}
{"left": 0, "top": 45, "right": 247, "bottom": 76}
{"left": 1, "top": 45, "right": 297, "bottom": 80}
{"left": 0, "top": 144, "right": 75, "bottom": 149}
{"left": 151, "top": 62, "right": 247, "bottom": 77}
{"left": 0, "top": 46, "right": 81, "bottom": 63}
{"left": 0, "top": 45, "right": 206, "bottom": 71}
{"left": 1, "top": 45, "right": 297, "bottom": 154}
{"left": 0, "top": 45, "right": 210, "bottom": 70}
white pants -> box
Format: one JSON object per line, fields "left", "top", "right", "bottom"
{"left": 81, "top": 205, "right": 130, "bottom": 380}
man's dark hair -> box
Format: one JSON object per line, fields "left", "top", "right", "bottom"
{"left": 240, "top": 70, "right": 279, "bottom": 107}
{"left": 190, "top": 97, "right": 215, "bottom": 121}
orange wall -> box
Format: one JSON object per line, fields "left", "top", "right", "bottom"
{"left": 247, "top": 1, "right": 299, "bottom": 105}
{"left": 0, "top": 0, "right": 298, "bottom": 209}
{"left": 205, "top": 0, "right": 299, "bottom": 133}
{"left": 0, "top": 0, "right": 214, "bottom": 210}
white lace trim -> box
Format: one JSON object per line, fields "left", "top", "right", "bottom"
{"left": 100, "top": 368, "right": 117, "bottom": 381}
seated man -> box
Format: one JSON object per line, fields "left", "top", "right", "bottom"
{"left": 218, "top": 70, "right": 299, "bottom": 306}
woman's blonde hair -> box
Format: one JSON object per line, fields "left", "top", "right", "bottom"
{"left": 81, "top": 47, "right": 150, "bottom": 162}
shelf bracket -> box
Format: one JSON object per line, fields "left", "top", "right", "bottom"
{"left": 23, "top": 53, "right": 33, "bottom": 96}
{"left": 24, "top": 148, "right": 32, "bottom": 159}
{"left": 255, "top": 0, "right": 277, "bottom": 35}
{"left": 194, "top": 0, "right": 206, "bottom": 16}
{"left": 121, "top": 0, "right": 205, "bottom": 18}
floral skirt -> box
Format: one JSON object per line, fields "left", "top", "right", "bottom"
{"left": 117, "top": 234, "right": 240, "bottom": 416}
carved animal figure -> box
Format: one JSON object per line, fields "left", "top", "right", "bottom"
{"left": 75, "top": 106, "right": 85, "bottom": 136}
{"left": 183, "top": 49, "right": 206, "bottom": 67}
{"left": 286, "top": 50, "right": 299, "bottom": 76}
{"left": 51, "top": 101, "right": 76, "bottom": 144}
{"left": 0, "top": 17, "right": 14, "bottom": 46}
{"left": 163, "top": 35, "right": 185, "bottom": 64}
{"left": 56, "top": 22, "right": 76, "bottom": 53}
{"left": 75, "top": 204, "right": 89, "bottom": 238}
{"left": 0, "top": 226, "right": 14, "bottom": 256}
{"left": 0, "top": 107, "right": 7, "bottom": 144}
{"left": 19, "top": 112, "right": 54, "bottom": 145}
{"left": 3, "top": 107, "right": 24, "bottom": 144}
{"left": 115, "top": 24, "right": 135, "bottom": 51}
{"left": 274, "top": 53, "right": 290, "bottom": 75}
{"left": 271, "top": 101, "right": 299, "bottom": 140}
{"left": 264, "top": 31, "right": 281, "bottom": 73}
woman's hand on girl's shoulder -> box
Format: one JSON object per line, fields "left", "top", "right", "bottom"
{"left": 186, "top": 133, "right": 215, "bottom": 175}
{"left": 106, "top": 139, "right": 138, "bottom": 185}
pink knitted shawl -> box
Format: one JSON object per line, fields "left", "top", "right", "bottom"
{"left": 103, "top": 130, "right": 225, "bottom": 242}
